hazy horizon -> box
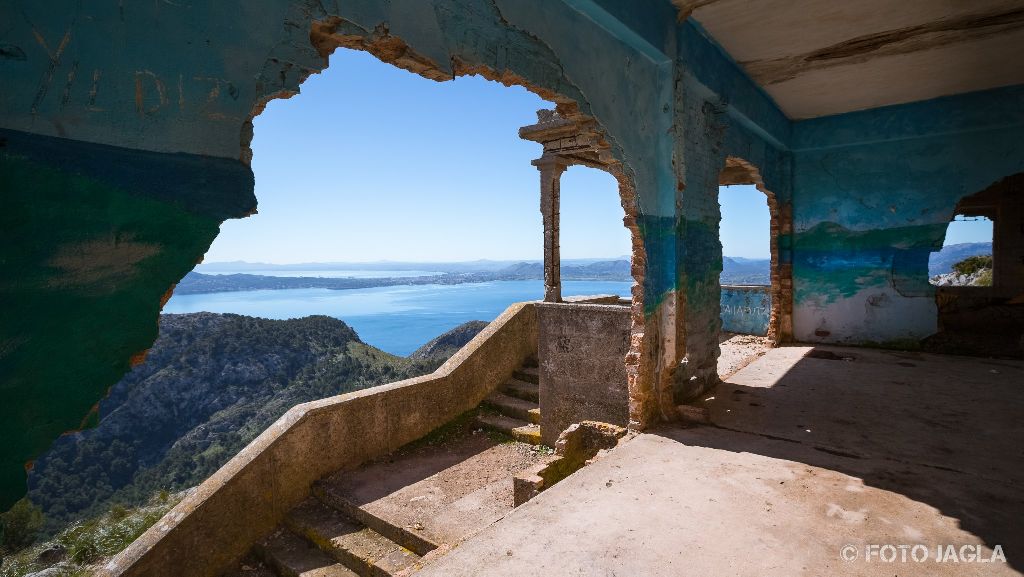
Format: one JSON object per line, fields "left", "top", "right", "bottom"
{"left": 195, "top": 254, "right": 777, "bottom": 267}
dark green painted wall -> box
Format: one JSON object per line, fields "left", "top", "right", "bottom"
{"left": 0, "top": 130, "right": 255, "bottom": 509}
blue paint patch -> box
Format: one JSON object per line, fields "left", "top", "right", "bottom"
{"left": 638, "top": 213, "right": 677, "bottom": 314}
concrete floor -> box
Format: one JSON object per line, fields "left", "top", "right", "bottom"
{"left": 717, "top": 332, "right": 771, "bottom": 379}
{"left": 414, "top": 345, "right": 1024, "bottom": 576}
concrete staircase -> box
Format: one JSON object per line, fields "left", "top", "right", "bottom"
{"left": 227, "top": 493, "right": 422, "bottom": 577}
{"left": 476, "top": 361, "right": 541, "bottom": 444}
{"left": 223, "top": 364, "right": 553, "bottom": 577}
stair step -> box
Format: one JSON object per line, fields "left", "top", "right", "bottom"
{"left": 502, "top": 378, "right": 539, "bottom": 402}
{"left": 313, "top": 484, "right": 439, "bottom": 558}
{"left": 285, "top": 498, "right": 421, "bottom": 577}
{"left": 483, "top": 392, "right": 540, "bottom": 424}
{"left": 476, "top": 413, "right": 542, "bottom": 444}
{"left": 256, "top": 528, "right": 359, "bottom": 577}
{"left": 512, "top": 366, "right": 539, "bottom": 384}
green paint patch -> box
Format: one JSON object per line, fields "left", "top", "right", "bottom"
{"left": 792, "top": 221, "right": 946, "bottom": 305}
{"left": 0, "top": 154, "right": 225, "bottom": 511}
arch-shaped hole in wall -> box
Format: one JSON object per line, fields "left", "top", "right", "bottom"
{"left": 167, "top": 32, "right": 649, "bottom": 445}
{"left": 718, "top": 157, "right": 790, "bottom": 345}
{"left": 171, "top": 47, "right": 564, "bottom": 354}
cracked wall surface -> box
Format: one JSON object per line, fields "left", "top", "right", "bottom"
{"left": 1, "top": 0, "right": 1022, "bottom": 515}
{"left": 789, "top": 86, "right": 1024, "bottom": 345}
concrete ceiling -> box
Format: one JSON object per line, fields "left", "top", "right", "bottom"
{"left": 674, "top": 0, "right": 1024, "bottom": 119}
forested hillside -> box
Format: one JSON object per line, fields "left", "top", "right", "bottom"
{"left": 26, "top": 314, "right": 481, "bottom": 534}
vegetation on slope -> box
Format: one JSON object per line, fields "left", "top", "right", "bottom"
{"left": 931, "top": 254, "right": 994, "bottom": 287}
{"left": 952, "top": 254, "right": 993, "bottom": 277}
{"left": 0, "top": 491, "right": 184, "bottom": 577}
{"left": 1, "top": 313, "right": 486, "bottom": 575}
{"left": 22, "top": 314, "right": 483, "bottom": 536}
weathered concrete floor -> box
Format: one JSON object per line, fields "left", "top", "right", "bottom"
{"left": 412, "top": 345, "right": 1024, "bottom": 576}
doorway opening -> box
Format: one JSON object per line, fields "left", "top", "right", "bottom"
{"left": 557, "top": 165, "right": 633, "bottom": 298}
{"left": 717, "top": 157, "right": 789, "bottom": 345}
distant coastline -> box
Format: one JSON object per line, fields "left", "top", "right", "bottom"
{"left": 176, "top": 260, "right": 634, "bottom": 294}
{"left": 178, "top": 258, "right": 773, "bottom": 294}
{"left": 179, "top": 243, "right": 989, "bottom": 296}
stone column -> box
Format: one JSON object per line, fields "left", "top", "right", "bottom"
{"left": 533, "top": 155, "right": 568, "bottom": 302}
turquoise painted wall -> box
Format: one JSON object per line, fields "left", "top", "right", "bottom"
{"left": 0, "top": 129, "right": 255, "bottom": 510}
{"left": 790, "top": 86, "right": 1024, "bottom": 344}
{"left": 0, "top": 0, "right": 679, "bottom": 509}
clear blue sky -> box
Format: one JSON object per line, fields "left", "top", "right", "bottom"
{"left": 202, "top": 48, "right": 991, "bottom": 264}
{"left": 204, "top": 48, "right": 633, "bottom": 263}
{"left": 944, "top": 217, "right": 992, "bottom": 246}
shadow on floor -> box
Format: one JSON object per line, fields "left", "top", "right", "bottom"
{"left": 671, "top": 344, "right": 1024, "bottom": 571}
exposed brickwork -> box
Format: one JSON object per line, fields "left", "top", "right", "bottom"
{"left": 607, "top": 164, "right": 660, "bottom": 429}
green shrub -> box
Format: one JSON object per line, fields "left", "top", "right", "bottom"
{"left": 952, "top": 255, "right": 993, "bottom": 276}
{"left": 0, "top": 499, "right": 44, "bottom": 554}
{"left": 57, "top": 499, "right": 171, "bottom": 565}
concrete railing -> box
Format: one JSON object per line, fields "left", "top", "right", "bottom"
{"left": 100, "top": 301, "right": 539, "bottom": 577}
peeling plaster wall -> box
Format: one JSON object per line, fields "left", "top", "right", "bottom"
{"left": 1, "top": 0, "right": 1022, "bottom": 513}
{"left": 790, "top": 85, "right": 1024, "bottom": 345}
{"left": 667, "top": 21, "right": 792, "bottom": 403}
{"left": 0, "top": 0, "right": 677, "bottom": 509}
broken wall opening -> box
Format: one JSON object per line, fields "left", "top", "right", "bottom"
{"left": 928, "top": 215, "right": 993, "bottom": 287}
{"left": 927, "top": 173, "right": 1024, "bottom": 357}
{"left": 302, "top": 17, "right": 648, "bottom": 338}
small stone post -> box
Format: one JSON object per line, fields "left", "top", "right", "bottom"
{"left": 533, "top": 154, "right": 567, "bottom": 302}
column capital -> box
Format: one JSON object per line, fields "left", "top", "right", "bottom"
{"left": 531, "top": 153, "right": 570, "bottom": 172}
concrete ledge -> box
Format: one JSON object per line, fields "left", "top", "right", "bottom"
{"left": 100, "top": 302, "right": 539, "bottom": 577}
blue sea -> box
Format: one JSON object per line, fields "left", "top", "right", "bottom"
{"left": 164, "top": 280, "right": 633, "bottom": 356}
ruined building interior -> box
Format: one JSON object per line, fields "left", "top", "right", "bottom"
{"left": 1, "top": 1, "right": 1023, "bottom": 576}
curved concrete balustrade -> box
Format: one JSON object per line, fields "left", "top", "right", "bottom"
{"left": 99, "top": 302, "right": 539, "bottom": 577}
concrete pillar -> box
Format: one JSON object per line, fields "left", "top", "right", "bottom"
{"left": 533, "top": 155, "right": 568, "bottom": 302}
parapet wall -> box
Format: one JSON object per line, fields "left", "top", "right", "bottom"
{"left": 99, "top": 301, "right": 539, "bottom": 577}
{"left": 537, "top": 302, "right": 631, "bottom": 446}
{"left": 721, "top": 285, "right": 771, "bottom": 336}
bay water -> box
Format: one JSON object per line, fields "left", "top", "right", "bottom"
{"left": 164, "top": 279, "right": 633, "bottom": 356}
